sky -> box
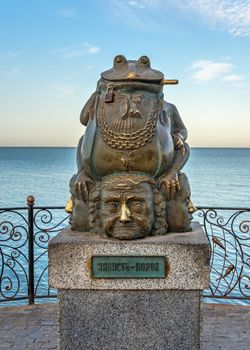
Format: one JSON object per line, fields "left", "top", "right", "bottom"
{"left": 0, "top": 0, "right": 250, "bottom": 147}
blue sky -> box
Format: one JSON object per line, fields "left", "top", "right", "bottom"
{"left": 0, "top": 0, "right": 249, "bottom": 147}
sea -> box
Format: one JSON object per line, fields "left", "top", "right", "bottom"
{"left": 1, "top": 147, "right": 250, "bottom": 208}
{"left": 0, "top": 147, "right": 249, "bottom": 305}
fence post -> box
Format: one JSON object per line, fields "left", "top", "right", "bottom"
{"left": 27, "top": 195, "right": 35, "bottom": 305}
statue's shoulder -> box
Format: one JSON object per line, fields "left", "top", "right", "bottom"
{"left": 163, "top": 101, "right": 178, "bottom": 116}
{"left": 160, "top": 101, "right": 178, "bottom": 125}
{"left": 80, "top": 91, "right": 100, "bottom": 126}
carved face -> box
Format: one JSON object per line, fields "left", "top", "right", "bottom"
{"left": 101, "top": 178, "right": 155, "bottom": 240}
{"left": 98, "top": 90, "right": 160, "bottom": 135}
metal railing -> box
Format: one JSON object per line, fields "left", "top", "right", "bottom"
{"left": 197, "top": 207, "right": 250, "bottom": 301}
{"left": 0, "top": 197, "right": 249, "bottom": 305}
{"left": 0, "top": 196, "right": 69, "bottom": 305}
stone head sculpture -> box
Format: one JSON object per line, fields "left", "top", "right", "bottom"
{"left": 99, "top": 173, "right": 167, "bottom": 240}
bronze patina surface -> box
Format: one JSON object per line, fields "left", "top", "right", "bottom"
{"left": 67, "top": 55, "right": 195, "bottom": 239}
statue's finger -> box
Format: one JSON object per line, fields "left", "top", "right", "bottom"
{"left": 74, "top": 183, "right": 78, "bottom": 196}
{"left": 170, "top": 180, "right": 176, "bottom": 199}
{"left": 159, "top": 178, "right": 165, "bottom": 190}
{"left": 164, "top": 183, "right": 170, "bottom": 200}
{"left": 74, "top": 183, "right": 80, "bottom": 199}
{"left": 77, "top": 183, "right": 83, "bottom": 200}
{"left": 161, "top": 182, "right": 167, "bottom": 197}
{"left": 176, "top": 180, "right": 181, "bottom": 191}
{"left": 83, "top": 184, "right": 89, "bottom": 202}
{"left": 160, "top": 181, "right": 167, "bottom": 196}
{"left": 166, "top": 181, "right": 171, "bottom": 200}
{"left": 181, "top": 144, "right": 185, "bottom": 157}
{"left": 79, "top": 183, "right": 86, "bottom": 201}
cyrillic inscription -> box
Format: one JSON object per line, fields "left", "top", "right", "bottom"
{"left": 91, "top": 256, "right": 166, "bottom": 278}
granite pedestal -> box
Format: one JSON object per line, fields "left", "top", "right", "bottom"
{"left": 49, "top": 222, "right": 210, "bottom": 350}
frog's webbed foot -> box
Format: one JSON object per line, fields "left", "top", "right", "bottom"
{"left": 158, "top": 172, "right": 181, "bottom": 200}
{"left": 75, "top": 176, "right": 95, "bottom": 202}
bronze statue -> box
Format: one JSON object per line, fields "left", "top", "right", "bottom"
{"left": 66, "top": 55, "right": 196, "bottom": 239}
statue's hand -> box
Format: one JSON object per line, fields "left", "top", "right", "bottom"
{"left": 74, "top": 176, "right": 94, "bottom": 202}
{"left": 158, "top": 172, "right": 181, "bottom": 200}
{"left": 173, "top": 134, "right": 185, "bottom": 156}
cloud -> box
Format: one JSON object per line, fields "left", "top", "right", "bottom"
{"left": 176, "top": 0, "right": 250, "bottom": 37}
{"left": 110, "top": 0, "right": 250, "bottom": 37}
{"left": 191, "top": 60, "right": 233, "bottom": 81}
{"left": 128, "top": 1, "right": 145, "bottom": 9}
{"left": 52, "top": 43, "right": 100, "bottom": 59}
{"left": 127, "top": 0, "right": 162, "bottom": 7}
{"left": 110, "top": 0, "right": 161, "bottom": 30}
{"left": 223, "top": 75, "right": 244, "bottom": 82}
{"left": 190, "top": 60, "right": 245, "bottom": 85}
{"left": 0, "top": 51, "right": 23, "bottom": 59}
{"left": 87, "top": 46, "right": 100, "bottom": 54}
{"left": 57, "top": 8, "right": 77, "bottom": 18}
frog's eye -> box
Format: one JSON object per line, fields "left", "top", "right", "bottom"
{"left": 139, "top": 56, "right": 150, "bottom": 65}
{"left": 114, "top": 55, "right": 126, "bottom": 65}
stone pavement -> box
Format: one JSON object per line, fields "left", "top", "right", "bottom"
{"left": 0, "top": 303, "right": 58, "bottom": 350}
{"left": 0, "top": 302, "right": 249, "bottom": 350}
{"left": 202, "top": 303, "right": 250, "bottom": 350}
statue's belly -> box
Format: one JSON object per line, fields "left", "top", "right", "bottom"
{"left": 91, "top": 128, "right": 174, "bottom": 178}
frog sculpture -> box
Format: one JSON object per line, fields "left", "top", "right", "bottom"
{"left": 66, "top": 55, "right": 196, "bottom": 239}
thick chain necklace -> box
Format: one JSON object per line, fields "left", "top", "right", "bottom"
{"left": 97, "top": 99, "right": 160, "bottom": 150}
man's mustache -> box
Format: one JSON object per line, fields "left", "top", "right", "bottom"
{"left": 104, "top": 215, "right": 148, "bottom": 235}
{"left": 120, "top": 98, "right": 141, "bottom": 120}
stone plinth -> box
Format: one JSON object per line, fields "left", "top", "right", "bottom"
{"left": 49, "top": 222, "right": 210, "bottom": 350}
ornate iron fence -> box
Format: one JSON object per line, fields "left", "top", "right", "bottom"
{"left": 0, "top": 197, "right": 249, "bottom": 305}
{"left": 196, "top": 207, "right": 250, "bottom": 301}
{"left": 0, "top": 196, "right": 70, "bottom": 305}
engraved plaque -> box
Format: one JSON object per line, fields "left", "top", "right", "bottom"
{"left": 91, "top": 256, "right": 166, "bottom": 278}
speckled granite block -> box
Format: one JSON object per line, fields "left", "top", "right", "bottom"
{"left": 49, "top": 222, "right": 210, "bottom": 350}
{"left": 49, "top": 222, "right": 210, "bottom": 291}
{"left": 58, "top": 289, "right": 202, "bottom": 350}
